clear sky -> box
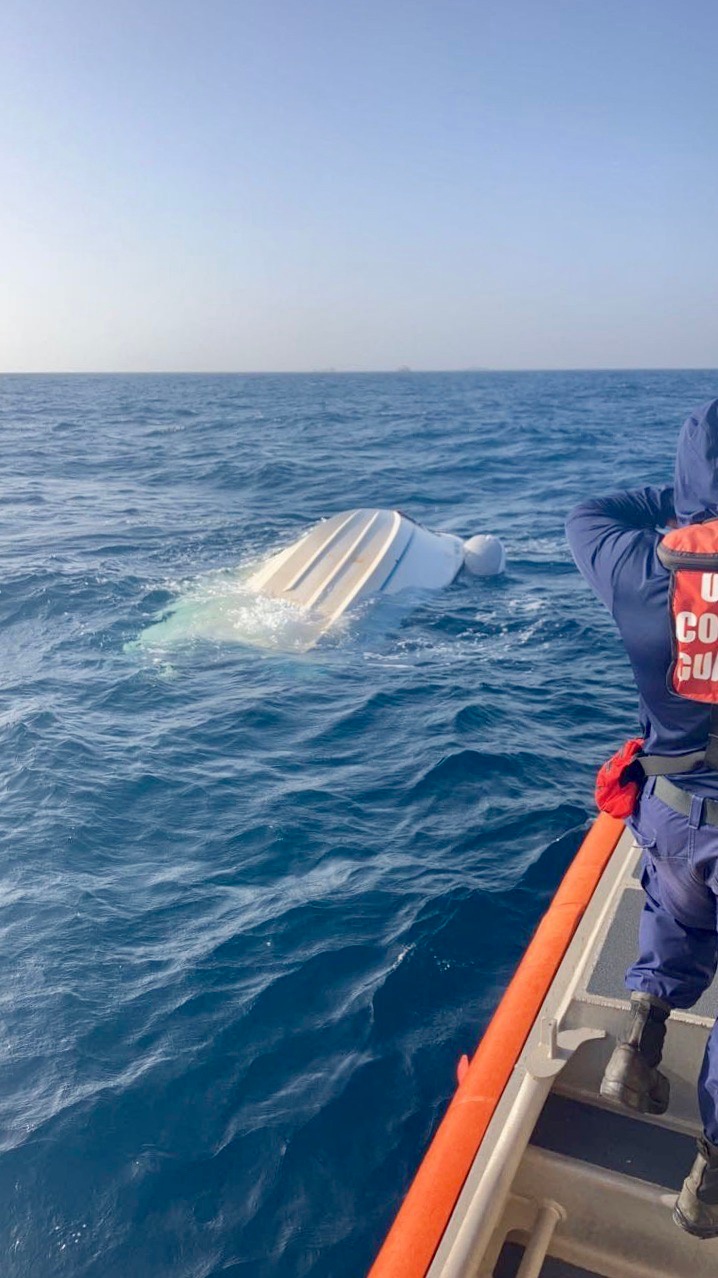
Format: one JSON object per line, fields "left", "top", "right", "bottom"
{"left": 2, "top": 0, "right": 717, "bottom": 372}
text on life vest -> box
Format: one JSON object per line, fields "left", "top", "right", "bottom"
{"left": 675, "top": 572, "right": 718, "bottom": 684}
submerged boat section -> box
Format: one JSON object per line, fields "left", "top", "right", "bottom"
{"left": 247, "top": 509, "right": 500, "bottom": 647}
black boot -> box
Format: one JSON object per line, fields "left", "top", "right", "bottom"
{"left": 674, "top": 1137, "right": 718, "bottom": 1237}
{"left": 599, "top": 992, "right": 671, "bottom": 1115}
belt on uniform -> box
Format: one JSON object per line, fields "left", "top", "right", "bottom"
{"left": 654, "top": 775, "right": 718, "bottom": 827}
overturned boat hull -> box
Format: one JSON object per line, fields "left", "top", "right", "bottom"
{"left": 247, "top": 509, "right": 465, "bottom": 643}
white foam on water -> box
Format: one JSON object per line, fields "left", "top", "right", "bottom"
{"left": 513, "top": 535, "right": 573, "bottom": 563}
{"left": 133, "top": 565, "right": 324, "bottom": 655}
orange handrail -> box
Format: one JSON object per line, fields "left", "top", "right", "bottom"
{"left": 369, "top": 812, "right": 624, "bottom": 1278}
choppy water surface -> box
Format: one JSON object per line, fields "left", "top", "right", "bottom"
{"left": 2, "top": 370, "right": 716, "bottom": 1276}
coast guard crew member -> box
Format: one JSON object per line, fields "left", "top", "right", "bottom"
{"left": 567, "top": 398, "right": 718, "bottom": 1239}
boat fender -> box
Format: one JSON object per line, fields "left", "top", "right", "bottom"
{"left": 595, "top": 737, "right": 645, "bottom": 819}
{"left": 463, "top": 534, "right": 506, "bottom": 576}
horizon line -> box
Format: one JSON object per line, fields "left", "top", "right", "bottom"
{"left": 2, "top": 366, "right": 717, "bottom": 377}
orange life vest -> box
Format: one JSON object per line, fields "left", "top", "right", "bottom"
{"left": 595, "top": 520, "right": 718, "bottom": 818}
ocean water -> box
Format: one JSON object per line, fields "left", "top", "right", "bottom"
{"left": 2, "top": 369, "right": 716, "bottom": 1277}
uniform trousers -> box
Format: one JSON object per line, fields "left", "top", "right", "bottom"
{"left": 627, "top": 776, "right": 718, "bottom": 1142}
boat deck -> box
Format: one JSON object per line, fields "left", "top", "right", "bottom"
{"left": 427, "top": 829, "right": 718, "bottom": 1278}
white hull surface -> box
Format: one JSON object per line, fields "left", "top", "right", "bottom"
{"left": 247, "top": 509, "right": 468, "bottom": 642}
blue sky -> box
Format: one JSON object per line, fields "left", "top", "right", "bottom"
{"left": 2, "top": 0, "right": 717, "bottom": 371}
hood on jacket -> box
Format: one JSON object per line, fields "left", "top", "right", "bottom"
{"left": 675, "top": 398, "right": 718, "bottom": 526}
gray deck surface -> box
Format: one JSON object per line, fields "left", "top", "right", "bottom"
{"left": 494, "top": 1240, "right": 601, "bottom": 1277}
{"left": 586, "top": 883, "right": 718, "bottom": 1019}
{"left": 449, "top": 833, "right": 718, "bottom": 1278}
{"left": 532, "top": 1092, "right": 695, "bottom": 1190}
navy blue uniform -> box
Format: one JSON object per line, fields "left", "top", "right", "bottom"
{"left": 567, "top": 399, "right": 718, "bottom": 1141}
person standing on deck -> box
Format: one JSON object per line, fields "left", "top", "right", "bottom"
{"left": 567, "top": 398, "right": 718, "bottom": 1239}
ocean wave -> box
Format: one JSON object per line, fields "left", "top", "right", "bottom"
{"left": 2, "top": 369, "right": 713, "bottom": 1276}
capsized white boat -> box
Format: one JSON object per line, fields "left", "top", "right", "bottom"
{"left": 247, "top": 508, "right": 505, "bottom": 643}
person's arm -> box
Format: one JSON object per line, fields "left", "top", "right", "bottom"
{"left": 565, "top": 485, "right": 675, "bottom": 611}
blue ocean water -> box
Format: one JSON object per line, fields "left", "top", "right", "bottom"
{"left": 2, "top": 369, "right": 716, "bottom": 1277}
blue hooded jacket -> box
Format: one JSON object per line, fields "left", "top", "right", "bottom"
{"left": 566, "top": 399, "right": 718, "bottom": 795}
